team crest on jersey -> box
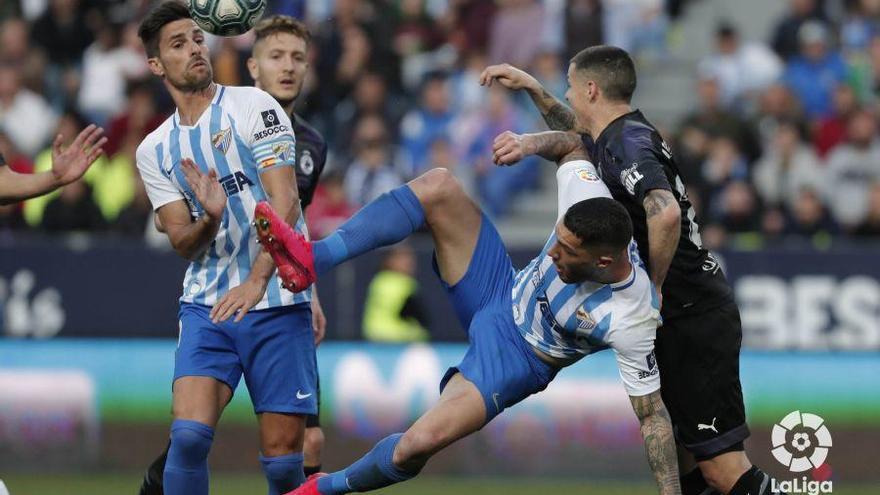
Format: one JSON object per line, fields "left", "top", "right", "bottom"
{"left": 575, "top": 307, "right": 596, "bottom": 331}
{"left": 212, "top": 127, "right": 232, "bottom": 155}
{"left": 575, "top": 167, "right": 600, "bottom": 183}
{"left": 273, "top": 141, "right": 293, "bottom": 163}
{"left": 299, "top": 149, "right": 314, "bottom": 175}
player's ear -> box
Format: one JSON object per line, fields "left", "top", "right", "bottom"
{"left": 246, "top": 56, "right": 259, "bottom": 83}
{"left": 596, "top": 254, "right": 613, "bottom": 269}
{"left": 147, "top": 56, "right": 165, "bottom": 78}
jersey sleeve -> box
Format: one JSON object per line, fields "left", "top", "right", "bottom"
{"left": 243, "top": 88, "right": 297, "bottom": 174}
{"left": 555, "top": 160, "right": 613, "bottom": 222}
{"left": 136, "top": 141, "right": 184, "bottom": 211}
{"left": 619, "top": 145, "right": 672, "bottom": 203}
{"left": 610, "top": 323, "right": 660, "bottom": 397}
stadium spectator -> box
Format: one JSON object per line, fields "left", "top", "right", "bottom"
{"left": 813, "top": 84, "right": 859, "bottom": 157}
{"left": 23, "top": 110, "right": 102, "bottom": 227}
{"left": 530, "top": 49, "right": 567, "bottom": 115}
{"left": 785, "top": 187, "right": 838, "bottom": 241}
{"left": 344, "top": 114, "right": 405, "bottom": 207}
{"left": 332, "top": 71, "right": 404, "bottom": 154}
{"left": 0, "top": 62, "right": 58, "bottom": 157}
{"left": 362, "top": 244, "right": 430, "bottom": 343}
{"left": 838, "top": 0, "right": 880, "bottom": 55}
{"left": 714, "top": 180, "right": 763, "bottom": 236}
{"left": 30, "top": 0, "right": 95, "bottom": 109}
{"left": 461, "top": 85, "right": 540, "bottom": 217}
{"left": 41, "top": 178, "right": 105, "bottom": 233}
{"left": 400, "top": 71, "right": 457, "bottom": 173}
{"left": 782, "top": 21, "right": 848, "bottom": 120}
{"left": 753, "top": 119, "right": 825, "bottom": 213}
{"left": 448, "top": 50, "right": 490, "bottom": 114}
{"left": 602, "top": 0, "right": 668, "bottom": 59}
{"left": 848, "top": 33, "right": 880, "bottom": 103}
{"left": 446, "top": 0, "right": 497, "bottom": 53}
{"left": 701, "top": 136, "right": 750, "bottom": 219}
{"left": 752, "top": 83, "right": 804, "bottom": 149}
{"left": 112, "top": 174, "right": 152, "bottom": 238}
{"left": 826, "top": 109, "right": 880, "bottom": 229}
{"left": 771, "top": 0, "right": 827, "bottom": 61}
{"left": 306, "top": 171, "right": 356, "bottom": 240}
{"left": 852, "top": 182, "right": 880, "bottom": 237}
{"left": 78, "top": 21, "right": 147, "bottom": 126}
{"left": 563, "top": 0, "right": 604, "bottom": 62}
{"left": 103, "top": 79, "right": 164, "bottom": 159}
{"left": 489, "top": 0, "right": 544, "bottom": 68}
{"left": 697, "top": 21, "right": 783, "bottom": 108}
{"left": 393, "top": 0, "right": 446, "bottom": 88}
{"left": 680, "top": 75, "right": 762, "bottom": 162}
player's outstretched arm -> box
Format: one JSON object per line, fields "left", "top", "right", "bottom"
{"left": 210, "top": 165, "right": 300, "bottom": 323}
{"left": 630, "top": 390, "right": 682, "bottom": 495}
{"left": 480, "top": 64, "right": 577, "bottom": 132}
{"left": 492, "top": 131, "right": 584, "bottom": 166}
{"left": 0, "top": 125, "right": 106, "bottom": 205}
{"left": 158, "top": 159, "right": 225, "bottom": 260}
{"left": 644, "top": 189, "right": 681, "bottom": 292}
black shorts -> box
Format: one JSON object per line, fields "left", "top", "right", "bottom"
{"left": 655, "top": 300, "right": 749, "bottom": 460}
{"left": 305, "top": 375, "right": 321, "bottom": 428}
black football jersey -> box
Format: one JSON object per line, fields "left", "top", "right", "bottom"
{"left": 582, "top": 110, "right": 733, "bottom": 318}
{"left": 291, "top": 113, "right": 327, "bottom": 211}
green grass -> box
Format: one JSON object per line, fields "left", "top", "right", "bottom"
{"left": 1, "top": 473, "right": 878, "bottom": 495}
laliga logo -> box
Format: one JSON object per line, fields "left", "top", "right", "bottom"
{"left": 771, "top": 411, "right": 834, "bottom": 494}
{"left": 772, "top": 410, "right": 832, "bottom": 472}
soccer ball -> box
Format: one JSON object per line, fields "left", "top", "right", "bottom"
{"left": 189, "top": 0, "right": 266, "bottom": 36}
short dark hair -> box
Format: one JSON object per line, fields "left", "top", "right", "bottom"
{"left": 253, "top": 14, "right": 311, "bottom": 49}
{"left": 563, "top": 197, "right": 632, "bottom": 254}
{"left": 570, "top": 45, "right": 637, "bottom": 103}
{"left": 138, "top": 0, "right": 192, "bottom": 58}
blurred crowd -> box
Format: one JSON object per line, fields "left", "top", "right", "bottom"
{"left": 1, "top": 0, "right": 880, "bottom": 250}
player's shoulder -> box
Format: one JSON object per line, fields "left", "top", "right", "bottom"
{"left": 292, "top": 113, "right": 323, "bottom": 142}
{"left": 219, "top": 85, "right": 274, "bottom": 105}
{"left": 617, "top": 114, "right": 663, "bottom": 157}
{"left": 136, "top": 117, "right": 175, "bottom": 161}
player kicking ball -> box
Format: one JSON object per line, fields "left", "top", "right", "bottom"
{"left": 258, "top": 149, "right": 682, "bottom": 494}
{"left": 134, "top": 3, "right": 318, "bottom": 495}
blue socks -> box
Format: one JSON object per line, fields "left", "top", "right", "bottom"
{"left": 317, "top": 433, "right": 418, "bottom": 495}
{"left": 163, "top": 419, "right": 214, "bottom": 495}
{"left": 313, "top": 185, "right": 425, "bottom": 274}
{"left": 260, "top": 452, "right": 305, "bottom": 495}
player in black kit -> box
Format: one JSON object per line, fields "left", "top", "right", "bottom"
{"left": 140, "top": 15, "right": 327, "bottom": 495}
{"left": 483, "top": 47, "right": 781, "bottom": 495}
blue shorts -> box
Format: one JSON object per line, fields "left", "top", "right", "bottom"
{"left": 175, "top": 302, "right": 317, "bottom": 415}
{"left": 436, "top": 214, "right": 558, "bottom": 425}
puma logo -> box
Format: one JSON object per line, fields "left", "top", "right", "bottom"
{"left": 697, "top": 417, "right": 718, "bottom": 434}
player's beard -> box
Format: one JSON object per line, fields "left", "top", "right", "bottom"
{"left": 170, "top": 59, "right": 213, "bottom": 93}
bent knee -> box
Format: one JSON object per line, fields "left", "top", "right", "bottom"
{"left": 261, "top": 427, "right": 304, "bottom": 457}
{"left": 412, "top": 168, "right": 464, "bottom": 211}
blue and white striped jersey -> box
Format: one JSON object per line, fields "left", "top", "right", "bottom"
{"left": 136, "top": 85, "right": 311, "bottom": 310}
{"left": 511, "top": 160, "right": 661, "bottom": 396}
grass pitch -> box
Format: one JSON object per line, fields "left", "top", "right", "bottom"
{"left": 1, "top": 473, "right": 878, "bottom": 495}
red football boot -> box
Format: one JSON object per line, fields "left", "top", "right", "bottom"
{"left": 283, "top": 473, "right": 327, "bottom": 495}
{"left": 253, "top": 201, "right": 317, "bottom": 293}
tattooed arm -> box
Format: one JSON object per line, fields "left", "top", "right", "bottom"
{"left": 631, "top": 391, "right": 681, "bottom": 495}
{"left": 492, "top": 131, "right": 584, "bottom": 166}
{"left": 479, "top": 64, "right": 578, "bottom": 131}
{"left": 644, "top": 189, "right": 681, "bottom": 290}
